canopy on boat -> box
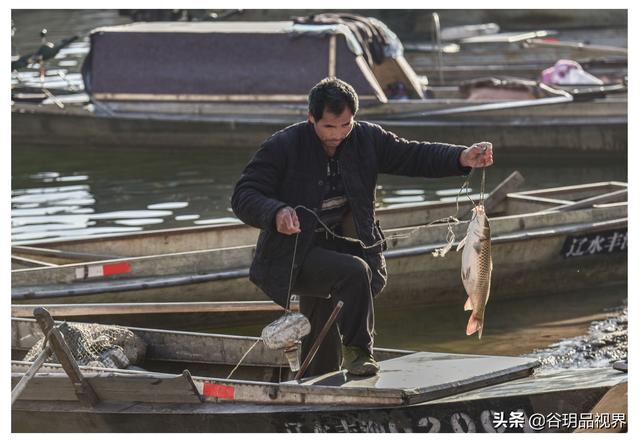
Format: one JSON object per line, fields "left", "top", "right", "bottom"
{"left": 82, "top": 20, "right": 425, "bottom": 104}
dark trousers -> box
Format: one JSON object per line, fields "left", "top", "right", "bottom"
{"left": 292, "top": 236, "right": 375, "bottom": 376}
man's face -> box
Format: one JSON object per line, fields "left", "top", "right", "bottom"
{"left": 309, "top": 107, "right": 354, "bottom": 150}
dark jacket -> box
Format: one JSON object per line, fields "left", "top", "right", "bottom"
{"left": 231, "top": 120, "right": 470, "bottom": 307}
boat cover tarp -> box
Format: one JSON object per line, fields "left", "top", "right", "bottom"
{"left": 83, "top": 21, "right": 383, "bottom": 101}
{"left": 293, "top": 13, "right": 404, "bottom": 65}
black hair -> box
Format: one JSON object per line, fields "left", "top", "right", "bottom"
{"left": 308, "top": 77, "right": 359, "bottom": 121}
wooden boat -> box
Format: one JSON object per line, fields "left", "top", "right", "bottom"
{"left": 404, "top": 30, "right": 627, "bottom": 85}
{"left": 11, "top": 315, "right": 627, "bottom": 433}
{"left": 11, "top": 179, "right": 628, "bottom": 329}
{"left": 11, "top": 20, "right": 627, "bottom": 152}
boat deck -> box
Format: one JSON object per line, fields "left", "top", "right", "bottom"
{"left": 290, "top": 352, "right": 539, "bottom": 405}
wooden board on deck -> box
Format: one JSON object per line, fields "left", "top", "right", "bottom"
{"left": 294, "top": 351, "right": 540, "bottom": 405}
{"left": 11, "top": 369, "right": 202, "bottom": 404}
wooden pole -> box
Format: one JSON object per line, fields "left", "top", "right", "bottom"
{"left": 33, "top": 307, "right": 100, "bottom": 407}
{"left": 483, "top": 171, "right": 525, "bottom": 215}
{"left": 536, "top": 189, "right": 627, "bottom": 213}
{"left": 295, "top": 301, "right": 344, "bottom": 381}
{"left": 12, "top": 300, "right": 298, "bottom": 317}
{"left": 11, "top": 345, "right": 53, "bottom": 405}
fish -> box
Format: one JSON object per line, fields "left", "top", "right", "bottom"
{"left": 456, "top": 204, "right": 492, "bottom": 339}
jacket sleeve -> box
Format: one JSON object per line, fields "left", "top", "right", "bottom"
{"left": 372, "top": 124, "right": 472, "bottom": 177}
{"left": 231, "top": 139, "right": 288, "bottom": 231}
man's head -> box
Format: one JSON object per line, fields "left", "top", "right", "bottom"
{"left": 308, "top": 77, "right": 359, "bottom": 151}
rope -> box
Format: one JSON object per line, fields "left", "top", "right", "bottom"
{"left": 284, "top": 232, "right": 300, "bottom": 312}
{"left": 281, "top": 170, "right": 480, "bottom": 294}
{"left": 226, "top": 338, "right": 262, "bottom": 380}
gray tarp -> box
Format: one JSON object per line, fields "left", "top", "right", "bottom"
{"left": 83, "top": 21, "right": 382, "bottom": 101}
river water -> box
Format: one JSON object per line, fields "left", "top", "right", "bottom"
{"left": 11, "top": 9, "right": 628, "bottom": 368}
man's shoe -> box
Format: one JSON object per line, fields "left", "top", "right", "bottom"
{"left": 342, "top": 345, "right": 380, "bottom": 376}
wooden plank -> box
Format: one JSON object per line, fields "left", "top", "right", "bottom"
{"left": 12, "top": 245, "right": 255, "bottom": 286}
{"left": 12, "top": 245, "right": 122, "bottom": 262}
{"left": 483, "top": 170, "right": 525, "bottom": 214}
{"left": 540, "top": 189, "right": 628, "bottom": 213}
{"left": 427, "top": 367, "right": 626, "bottom": 403}
{"left": 528, "top": 38, "right": 628, "bottom": 56}
{"left": 11, "top": 300, "right": 294, "bottom": 317}
{"left": 11, "top": 370, "right": 202, "bottom": 404}
{"left": 11, "top": 345, "right": 53, "bottom": 404}
{"left": 294, "top": 352, "right": 539, "bottom": 405}
{"left": 328, "top": 34, "right": 336, "bottom": 77}
{"left": 513, "top": 181, "right": 627, "bottom": 200}
{"left": 11, "top": 255, "right": 57, "bottom": 268}
{"left": 354, "top": 55, "right": 388, "bottom": 103}
{"left": 33, "top": 307, "right": 100, "bottom": 406}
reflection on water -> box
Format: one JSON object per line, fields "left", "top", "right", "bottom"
{"left": 11, "top": 144, "right": 626, "bottom": 242}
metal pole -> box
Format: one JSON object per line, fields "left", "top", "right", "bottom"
{"left": 295, "top": 301, "right": 344, "bottom": 381}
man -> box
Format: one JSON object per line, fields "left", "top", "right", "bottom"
{"left": 231, "top": 77, "right": 493, "bottom": 377}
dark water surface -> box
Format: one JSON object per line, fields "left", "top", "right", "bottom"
{"left": 11, "top": 145, "right": 627, "bottom": 242}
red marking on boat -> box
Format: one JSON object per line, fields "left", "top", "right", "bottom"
{"left": 102, "top": 262, "right": 132, "bottom": 276}
{"left": 203, "top": 383, "right": 235, "bottom": 399}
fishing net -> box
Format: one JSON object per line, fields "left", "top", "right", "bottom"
{"left": 23, "top": 322, "right": 147, "bottom": 370}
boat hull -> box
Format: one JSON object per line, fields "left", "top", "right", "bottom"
{"left": 11, "top": 376, "right": 622, "bottom": 433}
{"left": 11, "top": 102, "right": 627, "bottom": 153}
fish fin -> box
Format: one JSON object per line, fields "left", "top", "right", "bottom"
{"left": 466, "top": 315, "right": 483, "bottom": 338}
{"left": 456, "top": 235, "right": 467, "bottom": 252}
{"left": 461, "top": 266, "right": 471, "bottom": 281}
{"left": 464, "top": 297, "right": 473, "bottom": 311}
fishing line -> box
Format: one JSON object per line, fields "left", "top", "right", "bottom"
{"left": 226, "top": 338, "right": 262, "bottom": 380}
{"left": 280, "top": 167, "right": 484, "bottom": 296}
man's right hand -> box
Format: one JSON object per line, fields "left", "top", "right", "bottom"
{"left": 276, "top": 206, "right": 301, "bottom": 235}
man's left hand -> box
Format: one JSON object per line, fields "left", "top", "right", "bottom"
{"left": 460, "top": 142, "right": 494, "bottom": 168}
